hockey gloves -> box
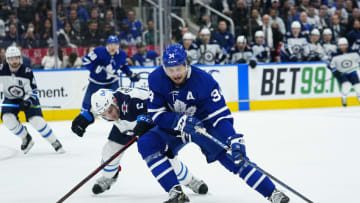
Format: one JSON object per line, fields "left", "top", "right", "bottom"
{"left": 249, "top": 60, "right": 257, "bottom": 69}
{"left": 227, "top": 134, "right": 247, "bottom": 163}
{"left": 19, "top": 99, "right": 32, "bottom": 111}
{"left": 172, "top": 115, "right": 203, "bottom": 143}
{"left": 71, "top": 111, "right": 94, "bottom": 137}
{"left": 130, "top": 73, "right": 140, "bottom": 82}
{"left": 133, "top": 115, "right": 154, "bottom": 137}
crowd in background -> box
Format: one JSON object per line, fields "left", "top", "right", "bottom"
{"left": 1, "top": 0, "right": 360, "bottom": 68}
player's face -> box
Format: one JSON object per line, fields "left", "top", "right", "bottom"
{"left": 165, "top": 64, "right": 187, "bottom": 86}
{"left": 237, "top": 42, "right": 245, "bottom": 49}
{"left": 324, "top": 34, "right": 332, "bottom": 42}
{"left": 311, "top": 35, "right": 319, "bottom": 43}
{"left": 183, "top": 39, "right": 192, "bottom": 49}
{"left": 339, "top": 44, "right": 348, "bottom": 53}
{"left": 102, "top": 104, "right": 120, "bottom": 121}
{"left": 107, "top": 43, "right": 119, "bottom": 55}
{"left": 7, "top": 56, "right": 21, "bottom": 72}
{"left": 292, "top": 28, "right": 300, "bottom": 36}
{"left": 256, "top": 37, "right": 264, "bottom": 45}
{"left": 202, "top": 34, "right": 210, "bottom": 43}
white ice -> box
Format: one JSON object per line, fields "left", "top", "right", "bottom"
{"left": 1, "top": 107, "right": 359, "bottom": 203}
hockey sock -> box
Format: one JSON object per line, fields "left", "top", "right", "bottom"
{"left": 2, "top": 113, "right": 28, "bottom": 139}
{"left": 29, "top": 116, "right": 57, "bottom": 143}
{"left": 101, "top": 141, "right": 124, "bottom": 178}
{"left": 169, "top": 157, "right": 193, "bottom": 185}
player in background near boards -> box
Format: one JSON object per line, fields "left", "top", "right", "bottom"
{"left": 138, "top": 44, "right": 289, "bottom": 203}
{"left": 71, "top": 35, "right": 140, "bottom": 136}
{"left": 329, "top": 37, "right": 360, "bottom": 107}
{"left": 72, "top": 87, "right": 208, "bottom": 196}
{"left": 0, "top": 46, "right": 64, "bottom": 154}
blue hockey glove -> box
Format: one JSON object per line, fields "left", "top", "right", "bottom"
{"left": 19, "top": 99, "right": 32, "bottom": 111}
{"left": 172, "top": 115, "right": 203, "bottom": 142}
{"left": 133, "top": 115, "right": 154, "bottom": 137}
{"left": 227, "top": 134, "right": 247, "bottom": 162}
{"left": 130, "top": 73, "right": 140, "bottom": 82}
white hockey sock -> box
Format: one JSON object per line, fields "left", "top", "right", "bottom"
{"left": 2, "top": 113, "right": 28, "bottom": 139}
{"left": 28, "top": 116, "right": 57, "bottom": 144}
{"left": 101, "top": 140, "right": 124, "bottom": 179}
{"left": 169, "top": 157, "right": 193, "bottom": 186}
{"left": 354, "top": 83, "right": 360, "bottom": 100}
{"left": 341, "top": 82, "right": 352, "bottom": 97}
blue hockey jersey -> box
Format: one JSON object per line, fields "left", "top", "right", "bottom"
{"left": 147, "top": 66, "right": 235, "bottom": 162}
{"left": 82, "top": 46, "right": 132, "bottom": 85}
{"left": 133, "top": 50, "right": 158, "bottom": 66}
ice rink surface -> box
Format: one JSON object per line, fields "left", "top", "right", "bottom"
{"left": 1, "top": 106, "right": 359, "bottom": 203}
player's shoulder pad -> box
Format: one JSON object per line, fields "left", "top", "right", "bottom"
{"left": 189, "top": 66, "right": 218, "bottom": 99}
{"left": 115, "top": 87, "right": 149, "bottom": 100}
{"left": 191, "top": 43, "right": 198, "bottom": 49}
{"left": 148, "top": 66, "right": 171, "bottom": 93}
{"left": 147, "top": 50, "right": 159, "bottom": 58}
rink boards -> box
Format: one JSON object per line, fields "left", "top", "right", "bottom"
{"left": 0, "top": 62, "right": 358, "bottom": 122}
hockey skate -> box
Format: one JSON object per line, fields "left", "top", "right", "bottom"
{"left": 185, "top": 176, "right": 208, "bottom": 194}
{"left": 342, "top": 96, "right": 347, "bottom": 107}
{"left": 51, "top": 140, "right": 65, "bottom": 153}
{"left": 92, "top": 171, "right": 119, "bottom": 194}
{"left": 21, "top": 134, "right": 34, "bottom": 154}
{"left": 268, "top": 189, "right": 290, "bottom": 203}
{"left": 164, "top": 185, "right": 190, "bottom": 203}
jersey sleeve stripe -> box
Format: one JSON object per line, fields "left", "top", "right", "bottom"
{"left": 202, "top": 106, "right": 229, "bottom": 121}
{"left": 148, "top": 107, "right": 166, "bottom": 113}
{"left": 213, "top": 115, "right": 233, "bottom": 127}
{"left": 152, "top": 110, "right": 165, "bottom": 121}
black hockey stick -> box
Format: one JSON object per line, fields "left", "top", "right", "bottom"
{"left": 56, "top": 136, "right": 138, "bottom": 203}
{"left": 0, "top": 103, "right": 61, "bottom": 109}
{"left": 195, "top": 126, "right": 314, "bottom": 203}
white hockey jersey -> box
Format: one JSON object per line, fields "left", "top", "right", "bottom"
{"left": 197, "top": 40, "right": 225, "bottom": 65}
{"left": 282, "top": 33, "right": 310, "bottom": 60}
{"left": 228, "top": 46, "right": 254, "bottom": 64}
{"left": 322, "top": 42, "right": 337, "bottom": 61}
{"left": 308, "top": 42, "right": 327, "bottom": 61}
{"left": 251, "top": 43, "right": 271, "bottom": 63}
{"left": 330, "top": 51, "right": 360, "bottom": 74}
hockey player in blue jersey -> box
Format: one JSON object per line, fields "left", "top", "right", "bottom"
{"left": 132, "top": 42, "right": 159, "bottom": 66}
{"left": 71, "top": 35, "right": 140, "bottom": 137}
{"left": 86, "top": 88, "right": 208, "bottom": 195}
{"left": 329, "top": 38, "right": 360, "bottom": 107}
{"left": 137, "top": 44, "right": 290, "bottom": 203}
{"left": 0, "top": 46, "right": 64, "bottom": 154}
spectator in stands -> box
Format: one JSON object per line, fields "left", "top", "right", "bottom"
{"left": 265, "top": 0, "right": 281, "bottom": 15}
{"left": 279, "top": 0, "right": 291, "bottom": 23}
{"left": 329, "top": 0, "right": 349, "bottom": 24}
{"left": 5, "top": 11, "right": 20, "bottom": 33}
{"left": 345, "top": 0, "right": 354, "bottom": 15}
{"left": 68, "top": 9, "right": 84, "bottom": 36}
{"left": 56, "top": 2, "right": 67, "bottom": 25}
{"left": 269, "top": 8, "right": 286, "bottom": 35}
{"left": 4, "top": 23, "right": 20, "bottom": 47}
{"left": 212, "top": 0, "right": 233, "bottom": 16}
{"left": 319, "top": 5, "right": 331, "bottom": 30}
{"left": 41, "top": 46, "right": 63, "bottom": 69}
{"left": 331, "top": 15, "right": 346, "bottom": 41}
{"left": 270, "top": 21, "right": 284, "bottom": 62}
{"left": 299, "top": 11, "right": 313, "bottom": 35}
{"left": 281, "top": 21, "right": 310, "bottom": 62}
{"left": 0, "top": 47, "right": 6, "bottom": 64}
{"left": 89, "top": 7, "right": 103, "bottom": 30}
{"left": 120, "top": 41, "right": 134, "bottom": 66}
{"left": 143, "top": 20, "right": 157, "bottom": 45}
{"left": 46, "top": 9, "right": 62, "bottom": 30}
{"left": 181, "top": 32, "right": 199, "bottom": 65}
{"left": 307, "top": 7, "right": 321, "bottom": 30}
{"left": 213, "top": 21, "right": 235, "bottom": 52}
{"left": 36, "top": 1, "right": 49, "bottom": 22}
{"left": 298, "top": 0, "right": 311, "bottom": 13}
{"left": 347, "top": 8, "right": 360, "bottom": 32}
{"left": 287, "top": 6, "right": 300, "bottom": 30}
{"left": 127, "top": 10, "right": 143, "bottom": 37}
{"left": 251, "top": 30, "right": 271, "bottom": 63}
{"left": 133, "top": 42, "right": 158, "bottom": 66}
{"left": 260, "top": 14, "right": 283, "bottom": 61}
{"left": 251, "top": 0, "right": 264, "bottom": 16}
{"left": 82, "top": 20, "right": 105, "bottom": 46}
{"left": 20, "top": 22, "right": 40, "bottom": 49}
{"left": 105, "top": 9, "right": 119, "bottom": 35}
{"left": 307, "top": 29, "right": 326, "bottom": 61}
{"left": 322, "top": 28, "right": 337, "bottom": 60}
{"left": 69, "top": 0, "right": 89, "bottom": 23}
{"left": 197, "top": 28, "right": 225, "bottom": 65}
{"left": 58, "top": 21, "right": 78, "bottom": 47}
{"left": 232, "top": 0, "right": 249, "bottom": 37}
{"left": 228, "top": 35, "right": 256, "bottom": 67}
{"left": 62, "top": 52, "right": 82, "bottom": 68}
{"left": 103, "top": 23, "right": 116, "bottom": 37}
{"left": 0, "top": 18, "right": 5, "bottom": 38}
{"left": 17, "top": 0, "right": 34, "bottom": 25}
{"left": 94, "top": 0, "right": 107, "bottom": 20}
{"left": 249, "top": 9, "right": 262, "bottom": 38}
{"left": 0, "top": 1, "right": 9, "bottom": 20}
{"left": 33, "top": 12, "right": 42, "bottom": 34}
{"left": 118, "top": 19, "right": 141, "bottom": 46}
{"left": 39, "top": 19, "right": 54, "bottom": 48}
{"left": 347, "top": 19, "right": 360, "bottom": 46}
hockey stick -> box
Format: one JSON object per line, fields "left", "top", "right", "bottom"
{"left": 0, "top": 103, "right": 61, "bottom": 109}
{"left": 56, "top": 136, "right": 138, "bottom": 203}
{"left": 194, "top": 126, "right": 314, "bottom": 203}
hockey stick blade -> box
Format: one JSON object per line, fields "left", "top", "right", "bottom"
{"left": 194, "top": 126, "right": 314, "bottom": 203}
{"left": 0, "top": 103, "right": 61, "bottom": 109}
{"left": 56, "top": 136, "right": 138, "bottom": 203}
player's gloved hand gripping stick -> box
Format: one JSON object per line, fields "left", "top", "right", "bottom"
{"left": 57, "top": 115, "right": 153, "bottom": 203}
{"left": 194, "top": 126, "right": 314, "bottom": 203}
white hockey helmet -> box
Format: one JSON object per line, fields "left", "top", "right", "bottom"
{"left": 5, "top": 46, "right": 22, "bottom": 64}
{"left": 311, "top": 28, "right": 320, "bottom": 36}
{"left": 200, "top": 28, "right": 211, "bottom": 35}
{"left": 323, "top": 28, "right": 332, "bottom": 35}
{"left": 255, "top": 30, "right": 264, "bottom": 38}
{"left": 236, "top": 35, "right": 247, "bottom": 44}
{"left": 291, "top": 21, "right": 301, "bottom": 29}
{"left": 91, "top": 89, "right": 115, "bottom": 115}
{"left": 183, "top": 32, "right": 195, "bottom": 40}
{"left": 337, "top": 37, "right": 348, "bottom": 46}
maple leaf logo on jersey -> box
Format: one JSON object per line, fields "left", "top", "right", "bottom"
{"left": 173, "top": 100, "right": 196, "bottom": 116}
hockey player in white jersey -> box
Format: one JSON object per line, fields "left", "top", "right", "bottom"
{"left": 329, "top": 38, "right": 360, "bottom": 106}
{"left": 77, "top": 88, "right": 208, "bottom": 195}
{"left": 251, "top": 31, "right": 271, "bottom": 63}
{"left": 322, "top": 28, "right": 337, "bottom": 60}
{"left": 197, "top": 28, "right": 226, "bottom": 65}
{"left": 281, "top": 21, "right": 310, "bottom": 62}
{"left": 181, "top": 32, "right": 199, "bottom": 65}
{"left": 229, "top": 35, "right": 257, "bottom": 68}
{"left": 307, "top": 29, "right": 327, "bottom": 61}
{"left": 0, "top": 46, "right": 64, "bottom": 154}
